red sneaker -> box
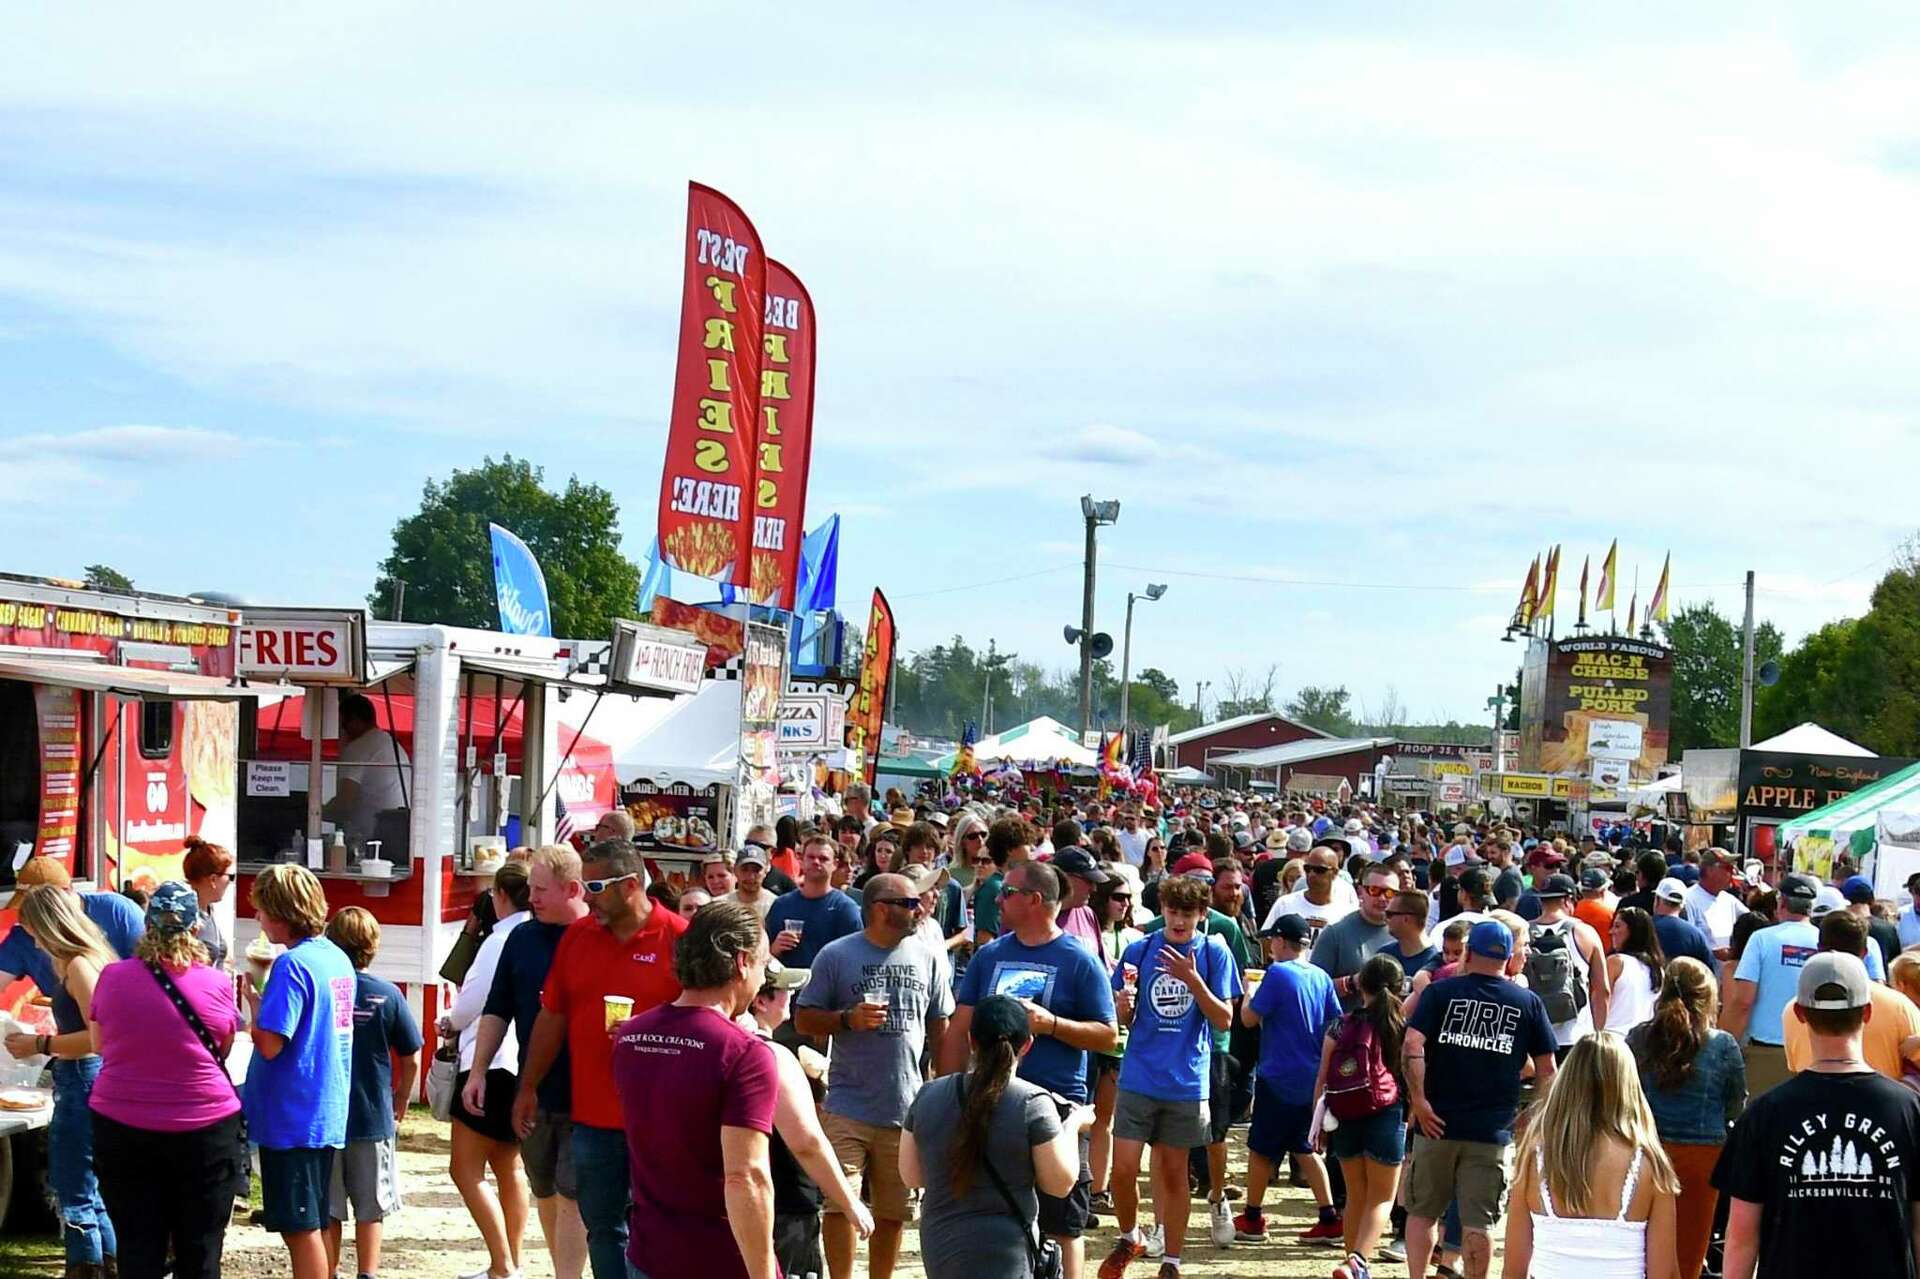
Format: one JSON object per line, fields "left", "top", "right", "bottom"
{"left": 1232, "top": 1210, "right": 1268, "bottom": 1241}
{"left": 1098, "top": 1237, "right": 1147, "bottom": 1279}
{"left": 1297, "top": 1216, "right": 1346, "bottom": 1244}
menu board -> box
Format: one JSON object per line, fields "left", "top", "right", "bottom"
{"left": 35, "top": 686, "right": 81, "bottom": 861}
{"left": 621, "top": 780, "right": 724, "bottom": 855}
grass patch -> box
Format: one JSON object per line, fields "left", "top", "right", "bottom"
{"left": 0, "top": 1231, "right": 61, "bottom": 1279}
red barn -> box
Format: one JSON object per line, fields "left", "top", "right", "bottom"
{"left": 1167, "top": 712, "right": 1327, "bottom": 772}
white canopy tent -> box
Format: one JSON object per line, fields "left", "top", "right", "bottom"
{"left": 1159, "top": 765, "right": 1214, "bottom": 785}
{"left": 1625, "top": 772, "right": 1684, "bottom": 815}
{"left": 1749, "top": 722, "right": 1875, "bottom": 757}
{"left": 932, "top": 715, "right": 1097, "bottom": 771}
{"left": 556, "top": 680, "right": 740, "bottom": 788}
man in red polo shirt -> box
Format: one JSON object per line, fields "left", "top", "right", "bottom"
{"left": 514, "top": 839, "right": 687, "bottom": 1279}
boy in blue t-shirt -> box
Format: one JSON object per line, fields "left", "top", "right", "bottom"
{"left": 244, "top": 865, "right": 356, "bottom": 1279}
{"left": 1234, "top": 913, "right": 1344, "bottom": 1244}
{"left": 1099, "top": 875, "right": 1238, "bottom": 1277}
{"left": 323, "top": 907, "right": 423, "bottom": 1279}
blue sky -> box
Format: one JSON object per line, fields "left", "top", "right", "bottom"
{"left": 5, "top": 3, "right": 1920, "bottom": 724}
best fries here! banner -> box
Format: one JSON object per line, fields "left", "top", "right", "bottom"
{"left": 657, "top": 182, "right": 767, "bottom": 588}
{"left": 850, "top": 588, "right": 894, "bottom": 786}
{"left": 753, "top": 259, "right": 816, "bottom": 610}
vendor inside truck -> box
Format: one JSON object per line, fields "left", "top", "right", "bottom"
{"left": 319, "top": 693, "right": 410, "bottom": 842}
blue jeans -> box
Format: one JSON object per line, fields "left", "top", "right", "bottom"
{"left": 570, "top": 1122, "right": 630, "bottom": 1279}
{"left": 50, "top": 1057, "right": 117, "bottom": 1266}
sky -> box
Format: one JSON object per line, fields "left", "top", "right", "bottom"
{"left": 5, "top": 3, "right": 1920, "bottom": 725}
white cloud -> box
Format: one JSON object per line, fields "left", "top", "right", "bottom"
{"left": 0, "top": 425, "right": 258, "bottom": 464}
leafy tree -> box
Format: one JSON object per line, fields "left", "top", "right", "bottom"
{"left": 370, "top": 455, "right": 641, "bottom": 637}
{"left": 1285, "top": 685, "right": 1357, "bottom": 736}
{"left": 1754, "top": 619, "right": 1860, "bottom": 743}
{"left": 83, "top": 564, "right": 134, "bottom": 593}
{"left": 1659, "top": 602, "right": 1783, "bottom": 752}
{"left": 1135, "top": 668, "right": 1180, "bottom": 703}
{"left": 1752, "top": 553, "right": 1920, "bottom": 755}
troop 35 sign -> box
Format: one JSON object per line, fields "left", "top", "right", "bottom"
{"left": 656, "top": 183, "right": 767, "bottom": 588}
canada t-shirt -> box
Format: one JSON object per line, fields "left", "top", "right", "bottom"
{"left": 1112, "top": 931, "right": 1239, "bottom": 1103}
{"left": 244, "top": 935, "right": 357, "bottom": 1149}
{"left": 1248, "top": 960, "right": 1342, "bottom": 1102}
{"left": 1714, "top": 1069, "right": 1920, "bottom": 1279}
{"left": 612, "top": 1003, "right": 779, "bottom": 1279}
{"left": 957, "top": 932, "right": 1116, "bottom": 1102}
{"left": 1406, "top": 972, "right": 1556, "bottom": 1145}
{"left": 539, "top": 907, "right": 688, "bottom": 1130}
{"left": 88, "top": 957, "right": 242, "bottom": 1133}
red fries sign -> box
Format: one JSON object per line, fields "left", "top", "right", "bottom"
{"left": 753, "top": 259, "right": 817, "bottom": 609}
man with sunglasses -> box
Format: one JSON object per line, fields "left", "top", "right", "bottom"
{"left": 1260, "top": 841, "right": 1357, "bottom": 949}
{"left": 513, "top": 840, "right": 688, "bottom": 1279}
{"left": 1311, "top": 864, "right": 1399, "bottom": 1005}
{"left": 945, "top": 861, "right": 1117, "bottom": 1278}
{"left": 793, "top": 873, "right": 953, "bottom": 1279}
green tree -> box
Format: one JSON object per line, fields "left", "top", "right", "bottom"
{"left": 1135, "top": 668, "right": 1180, "bottom": 703}
{"left": 1285, "top": 685, "right": 1357, "bottom": 736}
{"left": 1659, "top": 602, "right": 1783, "bottom": 753}
{"left": 1754, "top": 619, "right": 1860, "bottom": 743}
{"left": 371, "top": 455, "right": 641, "bottom": 637}
{"left": 83, "top": 564, "right": 134, "bottom": 593}
{"left": 1774, "top": 555, "right": 1920, "bottom": 755}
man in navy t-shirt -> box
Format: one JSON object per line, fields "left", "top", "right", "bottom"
{"left": 1403, "top": 920, "right": 1556, "bottom": 1279}
{"left": 765, "top": 835, "right": 863, "bottom": 969}
{"left": 947, "top": 860, "right": 1115, "bottom": 1275}
{"left": 1651, "top": 878, "right": 1717, "bottom": 971}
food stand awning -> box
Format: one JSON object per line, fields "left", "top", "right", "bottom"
{"left": 1780, "top": 760, "right": 1920, "bottom": 845}
{"left": 0, "top": 655, "right": 288, "bottom": 701}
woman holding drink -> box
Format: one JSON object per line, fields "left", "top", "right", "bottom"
{"left": 448, "top": 863, "right": 533, "bottom": 1279}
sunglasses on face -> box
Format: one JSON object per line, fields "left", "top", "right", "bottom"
{"left": 970, "top": 856, "right": 994, "bottom": 866}
{"left": 1110, "top": 894, "right": 1133, "bottom": 904}
{"left": 583, "top": 872, "right": 637, "bottom": 895}
{"left": 963, "top": 831, "right": 985, "bottom": 841}
{"left": 1360, "top": 884, "right": 1395, "bottom": 899}
{"left": 1305, "top": 865, "right": 1334, "bottom": 875}
{"left": 997, "top": 885, "right": 1040, "bottom": 901}
{"left": 870, "top": 895, "right": 923, "bottom": 911}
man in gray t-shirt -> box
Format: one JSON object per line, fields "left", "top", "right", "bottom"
{"left": 794, "top": 872, "right": 955, "bottom": 1276}
{"left": 1309, "top": 862, "right": 1394, "bottom": 1003}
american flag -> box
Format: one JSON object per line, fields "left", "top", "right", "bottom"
{"left": 1129, "top": 728, "right": 1151, "bottom": 774}
{"left": 555, "top": 795, "right": 577, "bottom": 844}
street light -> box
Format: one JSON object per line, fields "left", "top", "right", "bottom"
{"left": 1076, "top": 495, "right": 1120, "bottom": 740}
{"left": 1120, "top": 583, "right": 1168, "bottom": 736}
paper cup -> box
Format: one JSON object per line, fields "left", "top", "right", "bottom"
{"left": 603, "top": 995, "right": 635, "bottom": 1032}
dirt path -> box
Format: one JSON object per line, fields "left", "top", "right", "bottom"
{"left": 16, "top": 1111, "right": 1467, "bottom": 1278}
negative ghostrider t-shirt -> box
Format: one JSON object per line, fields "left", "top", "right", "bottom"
{"left": 1714, "top": 1068, "right": 1920, "bottom": 1279}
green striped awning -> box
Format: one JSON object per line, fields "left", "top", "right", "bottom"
{"left": 1778, "top": 760, "right": 1920, "bottom": 841}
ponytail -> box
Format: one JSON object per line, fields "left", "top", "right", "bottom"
{"left": 1354, "top": 954, "right": 1406, "bottom": 1065}
{"left": 950, "top": 1037, "right": 1017, "bottom": 1197}
{"left": 1638, "top": 956, "right": 1715, "bottom": 1092}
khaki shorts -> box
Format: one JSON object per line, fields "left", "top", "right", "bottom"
{"left": 1404, "top": 1135, "right": 1509, "bottom": 1231}
{"left": 822, "top": 1111, "right": 911, "bottom": 1222}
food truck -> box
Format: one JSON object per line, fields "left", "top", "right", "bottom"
{"left": 0, "top": 573, "right": 288, "bottom": 1226}
{"left": 227, "top": 612, "right": 706, "bottom": 1019}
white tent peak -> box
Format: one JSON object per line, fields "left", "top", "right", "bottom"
{"left": 1750, "top": 723, "right": 1875, "bottom": 757}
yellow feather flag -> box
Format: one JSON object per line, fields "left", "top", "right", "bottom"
{"left": 1649, "top": 552, "right": 1671, "bottom": 624}
{"left": 1515, "top": 556, "right": 1540, "bottom": 626}
{"left": 1595, "top": 539, "right": 1618, "bottom": 611}
{"left": 1536, "top": 546, "right": 1559, "bottom": 620}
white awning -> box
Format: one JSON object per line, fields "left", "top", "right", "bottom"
{"left": 0, "top": 656, "right": 295, "bottom": 701}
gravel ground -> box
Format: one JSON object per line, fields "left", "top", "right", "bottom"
{"left": 12, "top": 1110, "right": 1473, "bottom": 1278}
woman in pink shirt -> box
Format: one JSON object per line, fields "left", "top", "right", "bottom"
{"left": 87, "top": 881, "right": 245, "bottom": 1279}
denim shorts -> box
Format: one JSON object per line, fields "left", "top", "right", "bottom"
{"left": 1325, "top": 1100, "right": 1407, "bottom": 1166}
{"left": 1247, "top": 1077, "right": 1315, "bottom": 1159}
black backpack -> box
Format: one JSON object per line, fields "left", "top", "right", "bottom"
{"left": 1524, "top": 922, "right": 1587, "bottom": 1023}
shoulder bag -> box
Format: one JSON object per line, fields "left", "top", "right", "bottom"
{"left": 959, "top": 1076, "right": 1065, "bottom": 1279}
{"left": 144, "top": 961, "right": 251, "bottom": 1194}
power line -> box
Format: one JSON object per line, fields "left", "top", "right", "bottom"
{"left": 892, "top": 564, "right": 1077, "bottom": 600}
{"left": 1105, "top": 560, "right": 1744, "bottom": 594}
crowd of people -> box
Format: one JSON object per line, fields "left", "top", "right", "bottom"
{"left": 11, "top": 782, "right": 1920, "bottom": 1279}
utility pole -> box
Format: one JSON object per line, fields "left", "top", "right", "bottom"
{"left": 1195, "top": 679, "right": 1210, "bottom": 721}
{"left": 1119, "top": 584, "right": 1168, "bottom": 737}
{"left": 981, "top": 638, "right": 996, "bottom": 735}
{"left": 1076, "top": 496, "right": 1119, "bottom": 741}
{"left": 1740, "top": 569, "right": 1756, "bottom": 748}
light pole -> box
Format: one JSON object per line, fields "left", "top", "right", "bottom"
{"left": 1077, "top": 495, "right": 1121, "bottom": 740}
{"left": 1119, "top": 583, "right": 1168, "bottom": 736}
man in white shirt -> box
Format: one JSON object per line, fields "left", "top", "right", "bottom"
{"left": 1682, "top": 848, "right": 1748, "bottom": 960}
{"left": 323, "top": 693, "right": 411, "bottom": 840}
{"left": 1115, "top": 810, "right": 1149, "bottom": 867}
{"left": 1259, "top": 840, "right": 1355, "bottom": 950}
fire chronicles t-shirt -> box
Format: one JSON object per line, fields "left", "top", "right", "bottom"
{"left": 1713, "top": 1069, "right": 1920, "bottom": 1279}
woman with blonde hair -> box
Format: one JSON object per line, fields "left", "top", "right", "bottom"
{"left": 87, "top": 882, "right": 244, "bottom": 1279}
{"left": 8, "top": 884, "right": 120, "bottom": 1276}
{"left": 1503, "top": 1032, "right": 1681, "bottom": 1279}
{"left": 1627, "top": 957, "right": 1745, "bottom": 1279}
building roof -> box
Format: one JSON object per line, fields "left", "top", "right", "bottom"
{"left": 1208, "top": 736, "right": 1397, "bottom": 769}
{"left": 1167, "top": 711, "right": 1329, "bottom": 746}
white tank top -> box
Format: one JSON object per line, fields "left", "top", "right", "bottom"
{"left": 1604, "top": 954, "right": 1657, "bottom": 1033}
{"left": 1528, "top": 1146, "right": 1649, "bottom": 1279}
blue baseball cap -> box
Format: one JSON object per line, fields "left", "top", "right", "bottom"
{"left": 146, "top": 880, "right": 200, "bottom": 934}
{"left": 1672, "top": 864, "right": 1700, "bottom": 886}
{"left": 1842, "top": 875, "right": 1877, "bottom": 905}
{"left": 1467, "top": 920, "right": 1512, "bottom": 961}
